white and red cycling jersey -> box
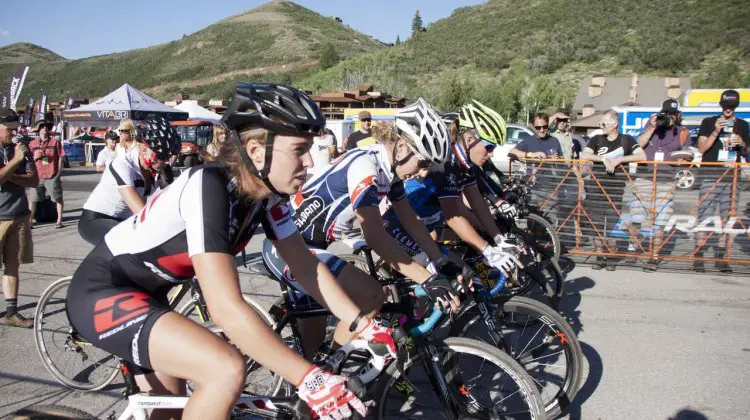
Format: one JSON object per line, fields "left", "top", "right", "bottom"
{"left": 291, "top": 145, "right": 406, "bottom": 246}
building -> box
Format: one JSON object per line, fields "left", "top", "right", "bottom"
{"left": 312, "top": 85, "right": 406, "bottom": 120}
{"left": 572, "top": 75, "right": 691, "bottom": 120}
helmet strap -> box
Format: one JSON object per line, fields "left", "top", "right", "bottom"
{"left": 231, "top": 129, "right": 289, "bottom": 201}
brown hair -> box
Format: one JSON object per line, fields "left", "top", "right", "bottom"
{"left": 533, "top": 113, "right": 550, "bottom": 124}
{"left": 216, "top": 127, "right": 269, "bottom": 202}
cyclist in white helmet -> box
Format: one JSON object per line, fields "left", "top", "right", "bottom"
{"left": 278, "top": 98, "right": 466, "bottom": 357}
{"left": 381, "top": 100, "right": 521, "bottom": 281}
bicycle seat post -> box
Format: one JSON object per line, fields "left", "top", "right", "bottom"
{"left": 119, "top": 360, "right": 141, "bottom": 397}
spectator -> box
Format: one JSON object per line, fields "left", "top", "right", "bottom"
{"left": 632, "top": 99, "right": 690, "bottom": 272}
{"left": 96, "top": 131, "right": 118, "bottom": 172}
{"left": 694, "top": 89, "right": 750, "bottom": 273}
{"left": 509, "top": 113, "right": 564, "bottom": 224}
{"left": 550, "top": 109, "right": 574, "bottom": 159}
{"left": 307, "top": 128, "right": 337, "bottom": 180}
{"left": 28, "top": 120, "right": 65, "bottom": 229}
{"left": 0, "top": 108, "right": 38, "bottom": 328}
{"left": 115, "top": 119, "right": 138, "bottom": 158}
{"left": 205, "top": 124, "right": 226, "bottom": 159}
{"left": 582, "top": 110, "right": 645, "bottom": 271}
{"left": 344, "top": 110, "right": 373, "bottom": 150}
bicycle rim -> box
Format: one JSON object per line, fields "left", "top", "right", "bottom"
{"left": 454, "top": 297, "right": 582, "bottom": 418}
{"left": 179, "top": 296, "right": 283, "bottom": 397}
{"left": 34, "top": 277, "right": 120, "bottom": 391}
{"left": 374, "top": 337, "right": 545, "bottom": 420}
{"left": 518, "top": 213, "right": 560, "bottom": 262}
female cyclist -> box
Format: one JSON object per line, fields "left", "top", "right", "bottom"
{"left": 78, "top": 116, "right": 178, "bottom": 245}
{"left": 284, "top": 99, "right": 484, "bottom": 357}
{"left": 382, "top": 100, "right": 521, "bottom": 275}
{"left": 67, "top": 83, "right": 392, "bottom": 420}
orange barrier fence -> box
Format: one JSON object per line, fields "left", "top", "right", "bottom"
{"left": 515, "top": 158, "right": 750, "bottom": 273}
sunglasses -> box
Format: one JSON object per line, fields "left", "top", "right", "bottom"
{"left": 558, "top": 119, "right": 569, "bottom": 123}
{"left": 534, "top": 125, "right": 549, "bottom": 130}
{"left": 120, "top": 129, "right": 131, "bottom": 134}
{"left": 598, "top": 122, "right": 614, "bottom": 128}
{"left": 361, "top": 118, "right": 372, "bottom": 123}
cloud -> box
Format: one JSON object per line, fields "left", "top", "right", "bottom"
{"left": 0, "top": 29, "right": 9, "bottom": 37}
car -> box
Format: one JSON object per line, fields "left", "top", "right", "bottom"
{"left": 491, "top": 123, "right": 534, "bottom": 174}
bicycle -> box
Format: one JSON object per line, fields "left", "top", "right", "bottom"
{"left": 248, "top": 239, "right": 546, "bottom": 419}
{"left": 33, "top": 276, "right": 272, "bottom": 392}
{"left": 341, "top": 242, "right": 581, "bottom": 418}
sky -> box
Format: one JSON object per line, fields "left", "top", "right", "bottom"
{"left": 0, "top": 0, "right": 486, "bottom": 60}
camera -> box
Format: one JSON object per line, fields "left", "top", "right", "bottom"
{"left": 656, "top": 112, "right": 672, "bottom": 129}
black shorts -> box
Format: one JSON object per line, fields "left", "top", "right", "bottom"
{"left": 66, "top": 246, "right": 171, "bottom": 371}
{"left": 78, "top": 209, "right": 124, "bottom": 246}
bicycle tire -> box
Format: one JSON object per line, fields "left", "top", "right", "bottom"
{"left": 11, "top": 404, "right": 97, "bottom": 419}
{"left": 450, "top": 296, "right": 583, "bottom": 418}
{"left": 34, "top": 277, "right": 120, "bottom": 391}
{"left": 179, "top": 295, "right": 284, "bottom": 397}
{"left": 519, "top": 213, "right": 561, "bottom": 262}
{"left": 372, "top": 337, "right": 545, "bottom": 420}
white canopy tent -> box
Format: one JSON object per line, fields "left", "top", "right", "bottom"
{"left": 174, "top": 100, "right": 221, "bottom": 123}
{"left": 62, "top": 83, "right": 187, "bottom": 126}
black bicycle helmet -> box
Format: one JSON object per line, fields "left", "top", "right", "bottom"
{"left": 140, "top": 116, "right": 180, "bottom": 159}
{"left": 220, "top": 83, "right": 326, "bottom": 197}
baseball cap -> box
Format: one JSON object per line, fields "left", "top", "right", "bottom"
{"left": 0, "top": 108, "right": 21, "bottom": 130}
{"left": 358, "top": 110, "right": 372, "bottom": 120}
{"left": 661, "top": 99, "right": 679, "bottom": 114}
{"left": 720, "top": 89, "right": 740, "bottom": 108}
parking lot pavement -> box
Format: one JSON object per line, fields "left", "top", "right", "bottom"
{"left": 1, "top": 167, "right": 749, "bottom": 418}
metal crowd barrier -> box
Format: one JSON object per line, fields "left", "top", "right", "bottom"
{"left": 513, "top": 158, "right": 750, "bottom": 274}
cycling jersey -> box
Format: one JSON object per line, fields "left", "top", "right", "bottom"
{"left": 67, "top": 165, "right": 296, "bottom": 370}
{"left": 83, "top": 152, "right": 151, "bottom": 219}
{"left": 291, "top": 145, "right": 405, "bottom": 246}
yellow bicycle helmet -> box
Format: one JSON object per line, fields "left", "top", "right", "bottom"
{"left": 458, "top": 100, "right": 507, "bottom": 146}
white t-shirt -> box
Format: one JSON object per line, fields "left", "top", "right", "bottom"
{"left": 308, "top": 135, "right": 333, "bottom": 178}
{"left": 116, "top": 142, "right": 140, "bottom": 161}
{"left": 84, "top": 151, "right": 150, "bottom": 219}
{"left": 96, "top": 147, "right": 117, "bottom": 169}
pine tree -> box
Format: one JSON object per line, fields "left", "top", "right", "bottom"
{"left": 395, "top": 35, "right": 401, "bottom": 45}
{"left": 411, "top": 10, "right": 423, "bottom": 38}
{"left": 318, "top": 42, "right": 340, "bottom": 70}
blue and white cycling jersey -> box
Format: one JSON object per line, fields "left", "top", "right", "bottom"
{"left": 291, "top": 144, "right": 406, "bottom": 246}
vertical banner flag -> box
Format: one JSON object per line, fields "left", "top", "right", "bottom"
{"left": 25, "top": 95, "right": 35, "bottom": 126}
{"left": 8, "top": 65, "right": 30, "bottom": 111}
{"left": 38, "top": 91, "right": 48, "bottom": 119}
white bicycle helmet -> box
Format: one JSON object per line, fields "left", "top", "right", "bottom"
{"left": 395, "top": 98, "right": 450, "bottom": 164}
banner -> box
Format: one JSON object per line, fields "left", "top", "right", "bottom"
{"left": 8, "top": 65, "right": 29, "bottom": 111}
{"left": 38, "top": 91, "right": 48, "bottom": 121}
{"left": 25, "top": 95, "right": 35, "bottom": 126}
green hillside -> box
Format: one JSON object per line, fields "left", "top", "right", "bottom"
{"left": 299, "top": 0, "right": 750, "bottom": 119}
{"left": 0, "top": 42, "right": 65, "bottom": 65}
{"left": 0, "top": 0, "right": 384, "bottom": 100}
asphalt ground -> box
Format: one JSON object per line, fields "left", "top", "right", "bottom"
{"left": 1, "top": 167, "right": 748, "bottom": 419}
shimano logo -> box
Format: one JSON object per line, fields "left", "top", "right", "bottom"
{"left": 294, "top": 197, "right": 325, "bottom": 231}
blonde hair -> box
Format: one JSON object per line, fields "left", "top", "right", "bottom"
{"left": 216, "top": 126, "right": 269, "bottom": 202}
{"left": 202, "top": 124, "right": 227, "bottom": 162}
{"left": 118, "top": 119, "right": 135, "bottom": 133}
{"left": 371, "top": 121, "right": 401, "bottom": 146}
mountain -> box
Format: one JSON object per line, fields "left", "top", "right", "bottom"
{"left": 299, "top": 0, "right": 750, "bottom": 119}
{"left": 0, "top": 42, "right": 66, "bottom": 65}
{"left": 0, "top": 0, "right": 384, "bottom": 100}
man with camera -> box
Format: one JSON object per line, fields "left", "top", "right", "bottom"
{"left": 632, "top": 99, "right": 691, "bottom": 271}
{"left": 693, "top": 90, "right": 749, "bottom": 273}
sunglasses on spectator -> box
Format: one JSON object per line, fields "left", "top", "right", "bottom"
{"left": 534, "top": 125, "right": 549, "bottom": 130}
{"left": 120, "top": 129, "right": 131, "bottom": 134}
{"left": 361, "top": 118, "right": 372, "bottom": 123}
{"left": 558, "top": 118, "right": 569, "bottom": 122}
{"left": 598, "top": 121, "right": 614, "bottom": 128}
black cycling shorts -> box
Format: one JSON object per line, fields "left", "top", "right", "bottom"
{"left": 78, "top": 209, "right": 124, "bottom": 246}
{"left": 66, "top": 246, "right": 171, "bottom": 371}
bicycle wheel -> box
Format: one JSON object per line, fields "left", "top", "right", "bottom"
{"left": 11, "top": 404, "right": 96, "bottom": 419}
{"left": 451, "top": 296, "right": 583, "bottom": 418}
{"left": 178, "top": 296, "right": 283, "bottom": 396}
{"left": 517, "top": 213, "right": 560, "bottom": 262}
{"left": 34, "top": 277, "right": 120, "bottom": 391}
{"left": 373, "top": 337, "right": 545, "bottom": 419}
